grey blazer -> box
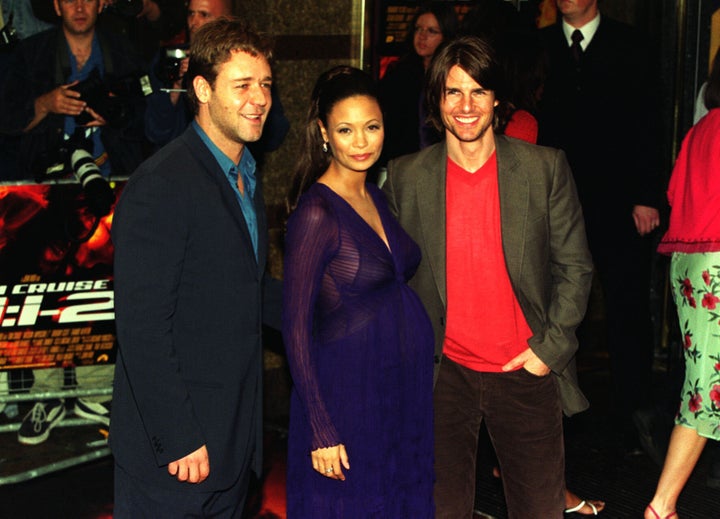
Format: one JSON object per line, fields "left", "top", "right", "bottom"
{"left": 383, "top": 135, "right": 593, "bottom": 416}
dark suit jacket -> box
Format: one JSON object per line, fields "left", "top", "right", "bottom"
{"left": 383, "top": 136, "right": 593, "bottom": 416}
{"left": 538, "top": 16, "right": 663, "bottom": 236}
{"left": 110, "top": 126, "right": 281, "bottom": 491}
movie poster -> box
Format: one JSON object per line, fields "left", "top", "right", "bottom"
{"left": 0, "top": 181, "right": 122, "bottom": 370}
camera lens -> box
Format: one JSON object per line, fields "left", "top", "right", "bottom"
{"left": 71, "top": 149, "right": 114, "bottom": 217}
{"left": 71, "top": 149, "right": 103, "bottom": 188}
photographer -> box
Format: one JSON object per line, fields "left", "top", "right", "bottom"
{"left": 0, "top": 0, "right": 147, "bottom": 180}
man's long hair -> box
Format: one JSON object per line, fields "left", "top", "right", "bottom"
{"left": 185, "top": 17, "right": 274, "bottom": 115}
{"left": 425, "top": 35, "right": 509, "bottom": 133}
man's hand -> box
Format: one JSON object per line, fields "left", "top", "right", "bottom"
{"left": 80, "top": 106, "right": 107, "bottom": 127}
{"left": 24, "top": 81, "right": 88, "bottom": 132}
{"left": 36, "top": 81, "right": 87, "bottom": 118}
{"left": 167, "top": 444, "right": 210, "bottom": 483}
{"left": 501, "top": 347, "right": 551, "bottom": 377}
{"left": 311, "top": 443, "right": 350, "bottom": 481}
{"left": 632, "top": 205, "right": 660, "bottom": 236}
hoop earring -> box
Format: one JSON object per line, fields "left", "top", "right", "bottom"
{"left": 322, "top": 142, "right": 328, "bottom": 153}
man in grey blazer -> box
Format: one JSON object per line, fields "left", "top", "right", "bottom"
{"left": 383, "top": 36, "right": 593, "bottom": 518}
{"left": 111, "top": 18, "right": 281, "bottom": 517}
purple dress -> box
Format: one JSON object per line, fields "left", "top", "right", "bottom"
{"left": 283, "top": 182, "right": 434, "bottom": 518}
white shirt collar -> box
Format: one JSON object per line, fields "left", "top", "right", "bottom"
{"left": 562, "top": 12, "right": 600, "bottom": 51}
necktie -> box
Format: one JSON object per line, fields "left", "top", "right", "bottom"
{"left": 571, "top": 29, "right": 584, "bottom": 64}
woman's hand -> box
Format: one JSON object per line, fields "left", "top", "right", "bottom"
{"left": 311, "top": 443, "right": 350, "bottom": 481}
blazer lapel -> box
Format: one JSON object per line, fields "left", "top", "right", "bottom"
{"left": 416, "top": 144, "right": 448, "bottom": 308}
{"left": 253, "top": 176, "right": 268, "bottom": 272}
{"left": 182, "top": 128, "right": 260, "bottom": 272}
{"left": 496, "top": 136, "right": 528, "bottom": 283}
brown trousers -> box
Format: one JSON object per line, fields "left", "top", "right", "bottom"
{"left": 433, "top": 355, "right": 566, "bottom": 518}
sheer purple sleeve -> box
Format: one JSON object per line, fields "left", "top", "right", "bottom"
{"left": 283, "top": 194, "right": 341, "bottom": 450}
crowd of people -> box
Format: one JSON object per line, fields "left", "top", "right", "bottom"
{"left": 0, "top": 0, "right": 716, "bottom": 517}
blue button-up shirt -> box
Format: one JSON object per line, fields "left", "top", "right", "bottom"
{"left": 192, "top": 121, "right": 259, "bottom": 258}
{"left": 63, "top": 34, "right": 109, "bottom": 177}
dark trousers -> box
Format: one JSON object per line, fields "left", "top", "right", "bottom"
{"left": 589, "top": 224, "right": 655, "bottom": 442}
{"left": 433, "top": 356, "right": 565, "bottom": 519}
{"left": 114, "top": 462, "right": 251, "bottom": 519}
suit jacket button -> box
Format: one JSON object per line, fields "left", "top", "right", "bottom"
{"left": 434, "top": 355, "right": 441, "bottom": 364}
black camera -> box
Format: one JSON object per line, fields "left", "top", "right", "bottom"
{"left": 0, "top": 19, "right": 18, "bottom": 49}
{"left": 73, "top": 68, "right": 152, "bottom": 128}
{"left": 155, "top": 46, "right": 189, "bottom": 86}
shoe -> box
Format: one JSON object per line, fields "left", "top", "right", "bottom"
{"left": 565, "top": 500, "right": 602, "bottom": 515}
{"left": 646, "top": 504, "right": 677, "bottom": 518}
{"left": 565, "top": 490, "right": 605, "bottom": 515}
{"left": 17, "top": 399, "right": 66, "bottom": 445}
{"left": 73, "top": 399, "right": 110, "bottom": 426}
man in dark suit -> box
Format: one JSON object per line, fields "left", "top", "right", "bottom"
{"left": 383, "top": 36, "right": 593, "bottom": 518}
{"left": 538, "top": 0, "right": 663, "bottom": 452}
{"left": 111, "top": 17, "right": 281, "bottom": 517}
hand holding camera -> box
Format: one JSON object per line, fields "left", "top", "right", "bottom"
{"left": 154, "top": 46, "right": 189, "bottom": 105}
{"left": 35, "top": 81, "right": 90, "bottom": 120}
{"left": 32, "top": 78, "right": 110, "bottom": 130}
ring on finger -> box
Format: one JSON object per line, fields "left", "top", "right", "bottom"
{"left": 324, "top": 467, "right": 333, "bottom": 474}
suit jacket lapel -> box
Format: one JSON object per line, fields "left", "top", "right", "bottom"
{"left": 253, "top": 176, "right": 268, "bottom": 272}
{"left": 182, "top": 127, "right": 261, "bottom": 272}
{"left": 416, "top": 144, "right": 448, "bottom": 308}
{"left": 496, "top": 136, "right": 528, "bottom": 283}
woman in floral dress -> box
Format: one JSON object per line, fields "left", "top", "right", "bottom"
{"left": 646, "top": 51, "right": 720, "bottom": 519}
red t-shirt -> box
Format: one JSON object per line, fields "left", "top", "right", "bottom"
{"left": 443, "top": 152, "right": 533, "bottom": 372}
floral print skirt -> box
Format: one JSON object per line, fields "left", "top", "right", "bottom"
{"left": 671, "top": 251, "right": 720, "bottom": 440}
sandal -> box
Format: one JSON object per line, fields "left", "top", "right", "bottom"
{"left": 647, "top": 504, "right": 677, "bottom": 519}
{"left": 565, "top": 500, "right": 598, "bottom": 515}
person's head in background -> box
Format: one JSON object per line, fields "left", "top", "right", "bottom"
{"left": 411, "top": 2, "right": 458, "bottom": 69}
{"left": 187, "top": 0, "right": 232, "bottom": 37}
{"left": 555, "top": 0, "right": 598, "bottom": 28}
{"left": 54, "top": 0, "right": 101, "bottom": 38}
